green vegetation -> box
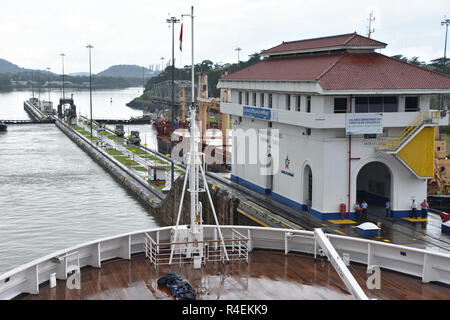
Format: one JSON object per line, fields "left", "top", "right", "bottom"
{"left": 106, "top": 134, "right": 124, "bottom": 142}
{"left": 0, "top": 74, "right": 11, "bottom": 91}
{"left": 113, "top": 155, "right": 139, "bottom": 166}
{"left": 125, "top": 145, "right": 149, "bottom": 155}
{"left": 106, "top": 148, "right": 123, "bottom": 156}
{"left": 132, "top": 166, "right": 148, "bottom": 172}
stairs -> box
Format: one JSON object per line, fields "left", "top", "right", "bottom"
{"left": 377, "top": 111, "right": 439, "bottom": 153}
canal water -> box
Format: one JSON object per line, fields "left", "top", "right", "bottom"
{"left": 0, "top": 89, "right": 161, "bottom": 274}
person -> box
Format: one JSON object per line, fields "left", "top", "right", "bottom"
{"left": 385, "top": 200, "right": 391, "bottom": 218}
{"left": 361, "top": 201, "right": 368, "bottom": 219}
{"left": 420, "top": 199, "right": 429, "bottom": 219}
{"left": 354, "top": 202, "right": 362, "bottom": 220}
{"left": 411, "top": 199, "right": 418, "bottom": 219}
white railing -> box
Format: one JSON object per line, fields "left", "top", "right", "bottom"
{"left": 1, "top": 225, "right": 449, "bottom": 300}
{"left": 144, "top": 229, "right": 249, "bottom": 269}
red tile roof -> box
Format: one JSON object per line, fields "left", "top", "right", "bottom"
{"left": 220, "top": 53, "right": 450, "bottom": 91}
{"left": 261, "top": 33, "right": 387, "bottom": 56}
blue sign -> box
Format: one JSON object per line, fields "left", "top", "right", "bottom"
{"left": 243, "top": 106, "right": 272, "bottom": 120}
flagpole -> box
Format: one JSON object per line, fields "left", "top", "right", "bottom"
{"left": 191, "top": 6, "right": 194, "bottom": 108}
{"left": 182, "top": 6, "right": 195, "bottom": 110}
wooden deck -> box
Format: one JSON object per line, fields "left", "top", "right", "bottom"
{"left": 22, "top": 250, "right": 450, "bottom": 300}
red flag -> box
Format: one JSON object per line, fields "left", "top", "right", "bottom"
{"left": 179, "top": 23, "right": 183, "bottom": 52}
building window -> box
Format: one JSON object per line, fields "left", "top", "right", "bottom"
{"left": 306, "top": 96, "right": 311, "bottom": 113}
{"left": 245, "top": 92, "right": 249, "bottom": 105}
{"left": 286, "top": 94, "right": 291, "bottom": 111}
{"left": 405, "top": 97, "right": 419, "bottom": 112}
{"left": 356, "top": 96, "right": 399, "bottom": 113}
{"left": 306, "top": 128, "right": 312, "bottom": 136}
{"left": 364, "top": 134, "right": 377, "bottom": 139}
{"left": 355, "top": 97, "right": 369, "bottom": 113}
{"left": 383, "top": 96, "right": 398, "bottom": 112}
{"left": 268, "top": 94, "right": 273, "bottom": 109}
{"left": 252, "top": 92, "right": 256, "bottom": 106}
{"left": 239, "top": 92, "right": 242, "bottom": 104}
{"left": 334, "top": 98, "right": 347, "bottom": 113}
{"left": 296, "top": 96, "right": 301, "bottom": 112}
{"left": 260, "top": 93, "right": 265, "bottom": 108}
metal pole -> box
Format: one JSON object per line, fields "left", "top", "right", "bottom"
{"left": 46, "top": 67, "right": 51, "bottom": 103}
{"left": 31, "top": 70, "right": 34, "bottom": 98}
{"left": 87, "top": 44, "right": 94, "bottom": 138}
{"left": 440, "top": 18, "right": 450, "bottom": 109}
{"left": 171, "top": 19, "right": 175, "bottom": 188}
{"left": 166, "top": 16, "right": 180, "bottom": 188}
{"left": 191, "top": 6, "right": 195, "bottom": 106}
{"left": 60, "top": 54, "right": 65, "bottom": 100}
{"left": 37, "top": 70, "right": 41, "bottom": 101}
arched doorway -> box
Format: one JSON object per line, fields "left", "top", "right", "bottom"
{"left": 356, "top": 161, "right": 392, "bottom": 217}
{"left": 303, "top": 165, "right": 312, "bottom": 212}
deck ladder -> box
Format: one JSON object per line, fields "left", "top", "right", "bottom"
{"left": 314, "top": 229, "right": 368, "bottom": 300}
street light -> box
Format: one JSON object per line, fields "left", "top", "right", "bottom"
{"left": 166, "top": 16, "right": 180, "bottom": 188}
{"left": 440, "top": 18, "right": 450, "bottom": 109}
{"left": 60, "top": 53, "right": 65, "bottom": 100}
{"left": 87, "top": 44, "right": 94, "bottom": 139}
{"left": 235, "top": 47, "right": 242, "bottom": 62}
{"left": 46, "top": 67, "right": 51, "bottom": 103}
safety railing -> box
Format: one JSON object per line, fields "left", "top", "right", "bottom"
{"left": 145, "top": 229, "right": 249, "bottom": 268}
{"left": 1, "top": 225, "right": 450, "bottom": 300}
{"left": 377, "top": 111, "right": 440, "bottom": 152}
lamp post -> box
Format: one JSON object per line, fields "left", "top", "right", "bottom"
{"left": 160, "top": 57, "right": 165, "bottom": 72}
{"left": 182, "top": 6, "right": 195, "bottom": 113}
{"left": 441, "top": 18, "right": 450, "bottom": 109}
{"left": 166, "top": 16, "right": 180, "bottom": 188}
{"left": 87, "top": 44, "right": 94, "bottom": 139}
{"left": 235, "top": 47, "right": 242, "bottom": 62}
{"left": 46, "top": 67, "right": 51, "bottom": 103}
{"left": 60, "top": 53, "right": 65, "bottom": 100}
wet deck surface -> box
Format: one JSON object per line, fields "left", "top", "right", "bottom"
{"left": 22, "top": 251, "right": 450, "bottom": 300}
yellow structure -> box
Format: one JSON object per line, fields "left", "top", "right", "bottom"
{"left": 398, "top": 127, "right": 435, "bottom": 178}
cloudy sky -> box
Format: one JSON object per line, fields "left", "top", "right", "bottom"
{"left": 0, "top": 0, "right": 449, "bottom": 74}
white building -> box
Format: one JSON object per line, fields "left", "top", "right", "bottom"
{"left": 218, "top": 33, "right": 450, "bottom": 220}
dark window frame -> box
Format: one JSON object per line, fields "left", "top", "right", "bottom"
{"left": 306, "top": 96, "right": 311, "bottom": 113}
{"left": 334, "top": 98, "right": 348, "bottom": 114}
{"left": 296, "top": 96, "right": 301, "bottom": 112}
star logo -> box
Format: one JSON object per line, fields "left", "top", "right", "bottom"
{"left": 285, "top": 156, "right": 290, "bottom": 170}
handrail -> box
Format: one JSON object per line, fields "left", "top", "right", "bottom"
{"left": 378, "top": 111, "right": 439, "bottom": 152}
{"left": 1, "top": 225, "right": 449, "bottom": 300}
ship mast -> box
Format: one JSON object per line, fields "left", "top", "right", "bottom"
{"left": 169, "top": 7, "right": 229, "bottom": 267}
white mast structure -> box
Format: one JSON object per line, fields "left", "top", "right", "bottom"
{"left": 169, "top": 6, "right": 229, "bottom": 268}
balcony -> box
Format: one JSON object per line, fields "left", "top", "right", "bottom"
{"left": 220, "top": 102, "right": 449, "bottom": 129}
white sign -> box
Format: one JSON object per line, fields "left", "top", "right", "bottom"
{"left": 346, "top": 114, "right": 383, "bottom": 135}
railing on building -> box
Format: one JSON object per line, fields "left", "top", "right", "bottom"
{"left": 377, "top": 111, "right": 440, "bottom": 152}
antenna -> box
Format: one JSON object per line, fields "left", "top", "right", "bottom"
{"left": 367, "top": 11, "right": 375, "bottom": 38}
